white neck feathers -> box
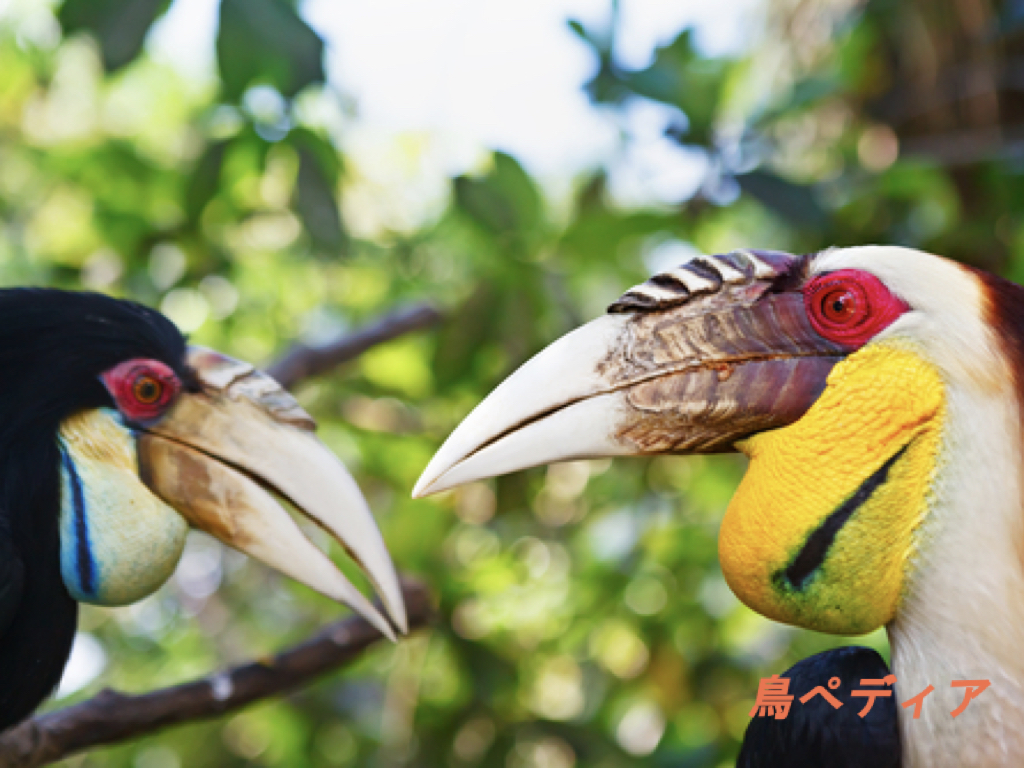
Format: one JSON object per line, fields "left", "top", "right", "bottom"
{"left": 890, "top": 381, "right": 1024, "bottom": 767}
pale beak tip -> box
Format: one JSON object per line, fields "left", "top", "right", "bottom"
{"left": 357, "top": 602, "right": 398, "bottom": 642}
{"left": 390, "top": 602, "right": 410, "bottom": 635}
{"left": 413, "top": 438, "right": 467, "bottom": 498}
{"left": 412, "top": 468, "right": 446, "bottom": 499}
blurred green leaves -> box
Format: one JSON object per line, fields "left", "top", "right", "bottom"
{"left": 185, "top": 139, "right": 230, "bottom": 225}
{"left": 59, "top": 0, "right": 342, "bottom": 259}
{"left": 454, "top": 153, "right": 543, "bottom": 245}
{"left": 735, "top": 170, "right": 828, "bottom": 231}
{"left": 58, "top": 0, "right": 171, "bottom": 72}
{"left": 217, "top": 0, "right": 325, "bottom": 101}
{"left": 292, "top": 128, "right": 347, "bottom": 253}
{"left": 575, "top": 24, "right": 729, "bottom": 144}
{"left": 617, "top": 31, "right": 728, "bottom": 144}
{"left": 61, "top": 0, "right": 326, "bottom": 99}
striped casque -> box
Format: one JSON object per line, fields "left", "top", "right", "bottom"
{"left": 607, "top": 249, "right": 801, "bottom": 314}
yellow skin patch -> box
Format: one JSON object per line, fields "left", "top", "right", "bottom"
{"left": 718, "top": 342, "right": 945, "bottom": 635}
{"left": 59, "top": 409, "right": 188, "bottom": 606}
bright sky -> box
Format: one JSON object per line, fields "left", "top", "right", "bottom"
{"left": 149, "top": 0, "right": 761, "bottom": 209}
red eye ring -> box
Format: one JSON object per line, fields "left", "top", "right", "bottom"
{"left": 803, "top": 269, "right": 908, "bottom": 349}
{"left": 102, "top": 359, "right": 181, "bottom": 423}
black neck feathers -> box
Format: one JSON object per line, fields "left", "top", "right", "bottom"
{"left": 738, "top": 646, "right": 901, "bottom": 768}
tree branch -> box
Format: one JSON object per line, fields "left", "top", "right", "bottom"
{"left": 266, "top": 303, "right": 443, "bottom": 390}
{"left": 0, "top": 581, "right": 433, "bottom": 768}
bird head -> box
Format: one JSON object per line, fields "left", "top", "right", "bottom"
{"left": 5, "top": 289, "right": 405, "bottom": 638}
{"left": 415, "top": 246, "right": 1004, "bottom": 636}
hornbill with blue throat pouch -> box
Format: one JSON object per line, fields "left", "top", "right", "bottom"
{"left": 0, "top": 289, "right": 406, "bottom": 732}
{"left": 416, "top": 246, "right": 1024, "bottom": 768}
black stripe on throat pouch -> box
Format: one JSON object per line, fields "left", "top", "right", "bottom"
{"left": 781, "top": 444, "right": 910, "bottom": 591}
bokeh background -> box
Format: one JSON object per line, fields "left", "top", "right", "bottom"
{"left": 0, "top": 0, "right": 1020, "bottom": 765}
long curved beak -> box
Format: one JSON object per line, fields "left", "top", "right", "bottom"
{"left": 415, "top": 251, "right": 844, "bottom": 498}
{"left": 139, "top": 348, "right": 406, "bottom": 639}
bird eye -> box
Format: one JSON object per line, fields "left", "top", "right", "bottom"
{"left": 132, "top": 375, "right": 163, "bottom": 405}
{"left": 101, "top": 359, "right": 181, "bottom": 424}
{"left": 818, "top": 287, "right": 861, "bottom": 324}
{"left": 804, "top": 270, "right": 908, "bottom": 348}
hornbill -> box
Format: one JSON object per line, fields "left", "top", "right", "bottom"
{"left": 415, "top": 246, "right": 1024, "bottom": 767}
{"left": 0, "top": 289, "right": 406, "bottom": 732}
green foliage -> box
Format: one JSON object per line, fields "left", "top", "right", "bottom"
{"left": 1, "top": 0, "right": 1020, "bottom": 766}
{"left": 735, "top": 170, "right": 828, "bottom": 231}
{"left": 58, "top": 0, "right": 171, "bottom": 72}
{"left": 216, "top": 0, "right": 325, "bottom": 101}
{"left": 291, "top": 128, "right": 347, "bottom": 252}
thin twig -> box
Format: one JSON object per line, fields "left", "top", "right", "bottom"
{"left": 267, "top": 303, "right": 443, "bottom": 389}
{"left": 0, "top": 581, "right": 433, "bottom": 768}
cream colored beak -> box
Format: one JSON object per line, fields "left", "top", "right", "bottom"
{"left": 139, "top": 348, "right": 407, "bottom": 640}
{"left": 415, "top": 286, "right": 845, "bottom": 498}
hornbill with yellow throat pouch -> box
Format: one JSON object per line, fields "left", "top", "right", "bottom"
{"left": 415, "top": 245, "right": 1024, "bottom": 768}
{"left": 0, "top": 289, "right": 406, "bottom": 732}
